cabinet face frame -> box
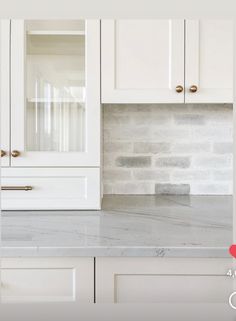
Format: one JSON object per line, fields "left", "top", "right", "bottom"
{"left": 101, "top": 19, "right": 185, "bottom": 103}
{"left": 10, "top": 19, "right": 100, "bottom": 167}
{"left": 185, "top": 20, "right": 234, "bottom": 103}
{"left": 0, "top": 19, "right": 10, "bottom": 167}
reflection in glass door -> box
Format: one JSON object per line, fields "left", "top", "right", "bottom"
{"left": 26, "top": 20, "right": 86, "bottom": 152}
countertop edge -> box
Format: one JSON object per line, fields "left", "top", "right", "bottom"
{"left": 0, "top": 246, "right": 230, "bottom": 258}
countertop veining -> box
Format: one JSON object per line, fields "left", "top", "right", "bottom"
{"left": 1, "top": 195, "right": 232, "bottom": 257}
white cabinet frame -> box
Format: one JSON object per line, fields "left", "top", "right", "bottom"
{"left": 0, "top": 19, "right": 10, "bottom": 167}
{"left": 10, "top": 19, "right": 100, "bottom": 167}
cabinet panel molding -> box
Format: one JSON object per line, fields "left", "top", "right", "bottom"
{"left": 1, "top": 258, "right": 94, "bottom": 303}
{"left": 185, "top": 20, "right": 233, "bottom": 103}
{"left": 96, "top": 257, "right": 233, "bottom": 303}
{"left": 102, "top": 20, "right": 185, "bottom": 103}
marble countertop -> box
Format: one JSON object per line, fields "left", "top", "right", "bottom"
{"left": 1, "top": 195, "right": 232, "bottom": 257}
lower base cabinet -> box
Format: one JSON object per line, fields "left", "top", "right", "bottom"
{"left": 96, "top": 257, "right": 233, "bottom": 303}
{"left": 1, "top": 257, "right": 233, "bottom": 304}
{"left": 1, "top": 258, "right": 94, "bottom": 303}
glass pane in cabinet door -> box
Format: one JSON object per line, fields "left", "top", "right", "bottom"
{"left": 25, "top": 20, "right": 86, "bottom": 152}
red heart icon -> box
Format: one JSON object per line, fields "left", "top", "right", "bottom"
{"left": 229, "top": 245, "right": 236, "bottom": 258}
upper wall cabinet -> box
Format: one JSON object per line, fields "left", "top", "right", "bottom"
{"left": 101, "top": 20, "right": 185, "bottom": 103}
{"left": 101, "top": 20, "right": 233, "bottom": 104}
{"left": 185, "top": 20, "right": 233, "bottom": 103}
{"left": 10, "top": 20, "right": 100, "bottom": 167}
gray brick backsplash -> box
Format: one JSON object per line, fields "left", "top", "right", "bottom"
{"left": 213, "top": 170, "right": 233, "bottom": 181}
{"left": 104, "top": 142, "right": 133, "bottom": 153}
{"left": 213, "top": 142, "right": 233, "bottom": 154}
{"left": 134, "top": 142, "right": 170, "bottom": 154}
{"left": 112, "top": 182, "right": 155, "bottom": 195}
{"left": 152, "top": 129, "right": 191, "bottom": 141}
{"left": 171, "top": 143, "right": 211, "bottom": 154}
{"left": 133, "top": 170, "right": 169, "bottom": 181}
{"left": 155, "top": 157, "right": 190, "bottom": 168}
{"left": 116, "top": 156, "right": 151, "bottom": 168}
{"left": 155, "top": 184, "right": 190, "bottom": 195}
{"left": 191, "top": 184, "right": 231, "bottom": 195}
{"left": 103, "top": 113, "right": 132, "bottom": 126}
{"left": 104, "top": 127, "right": 151, "bottom": 141}
{"left": 103, "top": 104, "right": 233, "bottom": 195}
{"left": 192, "top": 127, "right": 233, "bottom": 142}
{"left": 103, "top": 183, "right": 114, "bottom": 194}
{"left": 103, "top": 169, "right": 132, "bottom": 181}
{"left": 174, "top": 114, "right": 205, "bottom": 125}
{"left": 172, "top": 170, "right": 211, "bottom": 181}
{"left": 193, "top": 156, "right": 232, "bottom": 168}
{"left": 132, "top": 113, "right": 170, "bottom": 125}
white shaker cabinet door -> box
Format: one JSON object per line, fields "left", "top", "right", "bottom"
{"left": 185, "top": 20, "right": 233, "bottom": 103}
{"left": 101, "top": 20, "right": 185, "bottom": 103}
{"left": 96, "top": 258, "right": 233, "bottom": 303}
{"left": 1, "top": 258, "right": 94, "bottom": 303}
{"left": 10, "top": 20, "right": 100, "bottom": 167}
{"left": 0, "top": 20, "right": 10, "bottom": 167}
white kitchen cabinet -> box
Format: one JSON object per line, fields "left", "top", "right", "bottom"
{"left": 1, "top": 168, "right": 100, "bottom": 210}
{"left": 0, "top": 19, "right": 101, "bottom": 210}
{"left": 101, "top": 20, "right": 185, "bottom": 103}
{"left": 10, "top": 20, "right": 100, "bottom": 167}
{"left": 96, "top": 258, "right": 233, "bottom": 303}
{"left": 185, "top": 20, "right": 233, "bottom": 103}
{"left": 0, "top": 20, "right": 10, "bottom": 167}
{"left": 1, "top": 258, "right": 94, "bottom": 303}
{"left": 101, "top": 20, "right": 233, "bottom": 103}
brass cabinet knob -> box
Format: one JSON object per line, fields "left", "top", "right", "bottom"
{"left": 1, "top": 150, "right": 6, "bottom": 157}
{"left": 11, "top": 150, "right": 20, "bottom": 157}
{"left": 190, "top": 85, "right": 198, "bottom": 93}
{"left": 175, "top": 85, "right": 184, "bottom": 93}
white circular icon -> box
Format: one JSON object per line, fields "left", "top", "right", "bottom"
{"left": 229, "top": 292, "right": 236, "bottom": 310}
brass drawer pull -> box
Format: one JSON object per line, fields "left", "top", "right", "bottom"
{"left": 1, "top": 186, "right": 33, "bottom": 191}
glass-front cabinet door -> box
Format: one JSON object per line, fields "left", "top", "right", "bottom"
{"left": 11, "top": 20, "right": 100, "bottom": 166}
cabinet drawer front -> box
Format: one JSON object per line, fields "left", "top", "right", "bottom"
{"left": 1, "top": 268, "right": 75, "bottom": 302}
{"left": 1, "top": 168, "right": 100, "bottom": 210}
{"left": 115, "top": 275, "right": 232, "bottom": 303}
{"left": 1, "top": 258, "right": 94, "bottom": 303}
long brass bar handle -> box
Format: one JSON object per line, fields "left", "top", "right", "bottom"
{"left": 1, "top": 186, "right": 33, "bottom": 191}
